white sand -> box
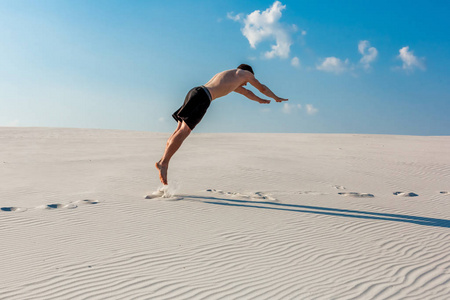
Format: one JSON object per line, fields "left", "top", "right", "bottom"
{"left": 1, "top": 127, "right": 449, "bottom": 299}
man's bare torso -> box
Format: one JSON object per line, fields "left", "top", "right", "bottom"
{"left": 203, "top": 69, "right": 249, "bottom": 100}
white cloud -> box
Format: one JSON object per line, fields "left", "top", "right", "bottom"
{"left": 282, "top": 103, "right": 302, "bottom": 114}
{"left": 397, "top": 46, "right": 425, "bottom": 72}
{"left": 291, "top": 56, "right": 300, "bottom": 67}
{"left": 231, "top": 1, "right": 295, "bottom": 59}
{"left": 305, "top": 104, "right": 318, "bottom": 115}
{"left": 358, "top": 40, "right": 378, "bottom": 70}
{"left": 316, "top": 57, "right": 349, "bottom": 74}
{"left": 281, "top": 103, "right": 318, "bottom": 115}
{"left": 227, "top": 12, "right": 243, "bottom": 22}
{"left": 301, "top": 30, "right": 307, "bottom": 36}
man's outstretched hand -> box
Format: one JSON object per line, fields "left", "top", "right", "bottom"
{"left": 258, "top": 97, "right": 288, "bottom": 104}
{"left": 275, "top": 97, "right": 289, "bottom": 103}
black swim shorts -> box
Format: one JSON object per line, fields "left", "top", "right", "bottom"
{"left": 172, "top": 86, "right": 212, "bottom": 130}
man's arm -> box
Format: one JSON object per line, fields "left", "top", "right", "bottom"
{"left": 234, "top": 86, "right": 270, "bottom": 104}
{"left": 247, "top": 76, "right": 288, "bottom": 103}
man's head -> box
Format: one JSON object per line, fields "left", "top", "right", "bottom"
{"left": 237, "top": 64, "right": 254, "bottom": 75}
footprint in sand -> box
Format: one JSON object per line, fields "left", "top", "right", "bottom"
{"left": 338, "top": 192, "right": 375, "bottom": 198}
{"left": 1, "top": 207, "right": 27, "bottom": 212}
{"left": 2, "top": 200, "right": 97, "bottom": 213}
{"left": 251, "top": 192, "right": 277, "bottom": 201}
{"left": 393, "top": 192, "right": 418, "bottom": 197}
{"left": 40, "top": 203, "right": 78, "bottom": 210}
{"left": 206, "top": 189, "right": 242, "bottom": 196}
{"left": 206, "top": 189, "right": 241, "bottom": 197}
{"left": 206, "top": 189, "right": 226, "bottom": 195}
{"left": 333, "top": 185, "right": 346, "bottom": 190}
{"left": 206, "top": 189, "right": 277, "bottom": 201}
{"left": 77, "top": 199, "right": 100, "bottom": 205}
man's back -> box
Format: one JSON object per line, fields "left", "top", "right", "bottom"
{"left": 203, "top": 69, "right": 250, "bottom": 100}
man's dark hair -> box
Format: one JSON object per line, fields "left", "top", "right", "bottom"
{"left": 237, "top": 64, "right": 254, "bottom": 75}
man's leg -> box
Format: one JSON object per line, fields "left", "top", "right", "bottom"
{"left": 168, "top": 121, "right": 183, "bottom": 144}
{"left": 156, "top": 121, "right": 191, "bottom": 185}
{"left": 157, "top": 121, "right": 182, "bottom": 166}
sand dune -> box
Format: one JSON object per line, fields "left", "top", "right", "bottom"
{"left": 1, "top": 127, "right": 449, "bottom": 299}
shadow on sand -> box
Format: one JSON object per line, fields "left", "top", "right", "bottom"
{"left": 183, "top": 196, "right": 450, "bottom": 229}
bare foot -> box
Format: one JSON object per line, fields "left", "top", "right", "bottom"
{"left": 155, "top": 162, "right": 168, "bottom": 185}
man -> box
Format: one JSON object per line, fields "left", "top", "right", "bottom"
{"left": 156, "top": 64, "right": 288, "bottom": 185}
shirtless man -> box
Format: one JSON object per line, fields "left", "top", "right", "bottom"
{"left": 156, "top": 64, "right": 288, "bottom": 185}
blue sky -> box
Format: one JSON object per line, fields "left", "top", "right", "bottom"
{"left": 1, "top": 0, "right": 449, "bottom": 135}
